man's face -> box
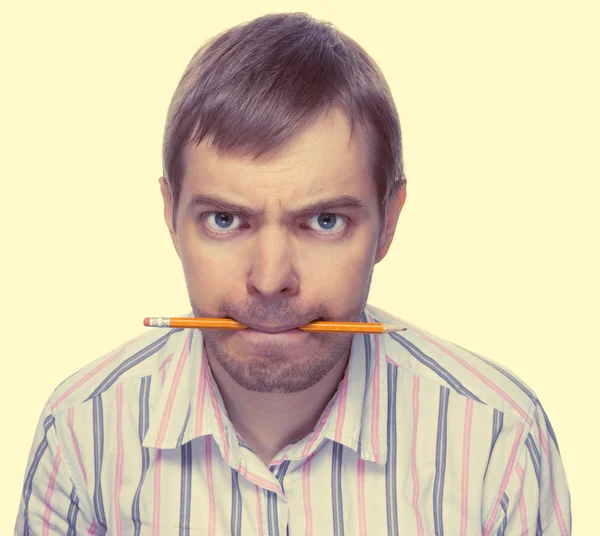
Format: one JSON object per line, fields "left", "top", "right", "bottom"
{"left": 161, "top": 108, "right": 401, "bottom": 394}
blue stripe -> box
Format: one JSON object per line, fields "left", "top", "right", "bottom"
{"left": 238, "top": 438, "right": 256, "bottom": 453}
{"left": 66, "top": 485, "right": 79, "bottom": 536}
{"left": 85, "top": 329, "right": 183, "bottom": 401}
{"left": 526, "top": 438, "right": 550, "bottom": 534}
{"left": 433, "top": 386, "right": 450, "bottom": 536}
{"left": 491, "top": 409, "right": 504, "bottom": 450}
{"left": 331, "top": 442, "right": 345, "bottom": 536}
{"left": 266, "top": 461, "right": 290, "bottom": 536}
{"left": 385, "top": 364, "right": 399, "bottom": 535}
{"left": 266, "top": 487, "right": 279, "bottom": 535}
{"left": 92, "top": 396, "right": 107, "bottom": 527}
{"left": 176, "top": 405, "right": 192, "bottom": 447}
{"left": 484, "top": 409, "right": 504, "bottom": 480}
{"left": 539, "top": 402, "right": 560, "bottom": 453}
{"left": 231, "top": 468, "right": 242, "bottom": 536}
{"left": 22, "top": 414, "right": 54, "bottom": 536}
{"left": 275, "top": 460, "right": 291, "bottom": 493}
{"left": 132, "top": 376, "right": 152, "bottom": 536}
{"left": 179, "top": 441, "right": 192, "bottom": 535}
{"left": 389, "top": 332, "right": 484, "bottom": 403}
{"left": 526, "top": 434, "right": 541, "bottom": 487}
{"left": 531, "top": 400, "right": 562, "bottom": 531}
{"left": 525, "top": 434, "right": 542, "bottom": 536}
{"left": 496, "top": 493, "right": 509, "bottom": 536}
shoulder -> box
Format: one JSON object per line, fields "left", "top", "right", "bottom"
{"left": 47, "top": 315, "right": 193, "bottom": 416}
{"left": 365, "top": 304, "right": 539, "bottom": 425}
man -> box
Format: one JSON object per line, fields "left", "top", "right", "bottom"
{"left": 15, "top": 12, "right": 571, "bottom": 536}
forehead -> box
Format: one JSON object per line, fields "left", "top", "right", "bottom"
{"left": 181, "top": 108, "right": 376, "bottom": 203}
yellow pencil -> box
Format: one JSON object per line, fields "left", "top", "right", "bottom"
{"left": 143, "top": 317, "right": 407, "bottom": 334}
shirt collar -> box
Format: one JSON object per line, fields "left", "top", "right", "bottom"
{"left": 280, "top": 307, "right": 389, "bottom": 465}
{"left": 142, "top": 306, "right": 390, "bottom": 466}
{"left": 142, "top": 320, "right": 238, "bottom": 465}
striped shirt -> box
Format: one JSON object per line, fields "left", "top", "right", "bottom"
{"left": 15, "top": 304, "right": 571, "bottom": 535}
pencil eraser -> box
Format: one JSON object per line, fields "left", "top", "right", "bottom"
{"left": 143, "top": 318, "right": 150, "bottom": 326}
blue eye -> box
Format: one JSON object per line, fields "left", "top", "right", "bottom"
{"left": 307, "top": 213, "right": 345, "bottom": 232}
{"left": 202, "top": 211, "right": 347, "bottom": 236}
{"left": 206, "top": 212, "right": 242, "bottom": 231}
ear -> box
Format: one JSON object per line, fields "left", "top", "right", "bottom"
{"left": 374, "top": 184, "right": 406, "bottom": 264}
{"left": 159, "top": 176, "right": 181, "bottom": 258}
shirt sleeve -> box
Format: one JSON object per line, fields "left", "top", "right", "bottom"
{"left": 497, "top": 400, "right": 572, "bottom": 535}
{"left": 14, "top": 400, "right": 99, "bottom": 535}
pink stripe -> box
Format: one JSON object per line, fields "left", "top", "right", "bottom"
{"left": 411, "top": 376, "right": 424, "bottom": 536}
{"left": 160, "top": 361, "right": 167, "bottom": 384}
{"left": 419, "top": 334, "right": 531, "bottom": 426}
{"left": 113, "top": 383, "right": 124, "bottom": 536}
{"left": 152, "top": 450, "right": 162, "bottom": 535}
{"left": 357, "top": 457, "right": 367, "bottom": 536}
{"left": 385, "top": 355, "right": 398, "bottom": 366}
{"left": 461, "top": 398, "right": 474, "bottom": 536}
{"left": 88, "top": 520, "right": 98, "bottom": 534}
{"left": 536, "top": 412, "right": 569, "bottom": 535}
{"left": 42, "top": 445, "right": 62, "bottom": 536}
{"left": 255, "top": 485, "right": 265, "bottom": 536}
{"left": 483, "top": 423, "right": 525, "bottom": 535}
{"left": 67, "top": 407, "right": 88, "bottom": 486}
{"left": 156, "top": 334, "right": 192, "bottom": 446}
{"left": 148, "top": 345, "right": 174, "bottom": 535}
{"left": 238, "top": 466, "right": 283, "bottom": 494}
{"left": 205, "top": 366, "right": 231, "bottom": 463}
{"left": 51, "top": 336, "right": 141, "bottom": 410}
{"left": 195, "top": 350, "right": 208, "bottom": 435}
{"left": 301, "top": 396, "right": 338, "bottom": 459}
{"left": 334, "top": 373, "right": 349, "bottom": 442}
{"left": 515, "top": 463, "right": 529, "bottom": 534}
{"left": 302, "top": 453, "right": 314, "bottom": 536}
{"left": 206, "top": 437, "right": 216, "bottom": 536}
{"left": 368, "top": 337, "right": 381, "bottom": 463}
{"left": 159, "top": 353, "right": 173, "bottom": 371}
{"left": 269, "top": 452, "right": 291, "bottom": 466}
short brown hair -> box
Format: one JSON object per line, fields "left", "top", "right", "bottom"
{"left": 162, "top": 12, "right": 407, "bottom": 230}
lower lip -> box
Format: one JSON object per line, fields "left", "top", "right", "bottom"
{"left": 237, "top": 328, "right": 310, "bottom": 342}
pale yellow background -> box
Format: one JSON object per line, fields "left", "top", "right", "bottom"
{"left": 2, "top": 0, "right": 598, "bottom": 533}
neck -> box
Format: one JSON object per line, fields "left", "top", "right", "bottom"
{"left": 206, "top": 346, "right": 351, "bottom": 466}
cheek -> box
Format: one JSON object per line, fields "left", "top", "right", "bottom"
{"left": 305, "top": 240, "right": 375, "bottom": 303}
{"left": 178, "top": 228, "right": 243, "bottom": 298}
{"left": 312, "top": 257, "right": 371, "bottom": 289}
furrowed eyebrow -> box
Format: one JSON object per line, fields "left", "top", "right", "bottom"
{"left": 185, "top": 194, "right": 370, "bottom": 218}
{"left": 185, "top": 194, "right": 256, "bottom": 217}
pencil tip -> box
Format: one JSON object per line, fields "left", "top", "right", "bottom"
{"left": 382, "top": 324, "right": 407, "bottom": 333}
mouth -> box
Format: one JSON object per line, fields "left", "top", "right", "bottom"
{"left": 229, "top": 317, "right": 325, "bottom": 334}
{"left": 246, "top": 325, "right": 301, "bottom": 334}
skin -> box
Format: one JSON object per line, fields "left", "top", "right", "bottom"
{"left": 160, "top": 107, "right": 407, "bottom": 465}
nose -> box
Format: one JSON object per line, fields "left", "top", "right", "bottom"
{"left": 246, "top": 227, "right": 299, "bottom": 297}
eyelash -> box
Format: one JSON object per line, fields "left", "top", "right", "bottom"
{"left": 199, "top": 212, "right": 349, "bottom": 237}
